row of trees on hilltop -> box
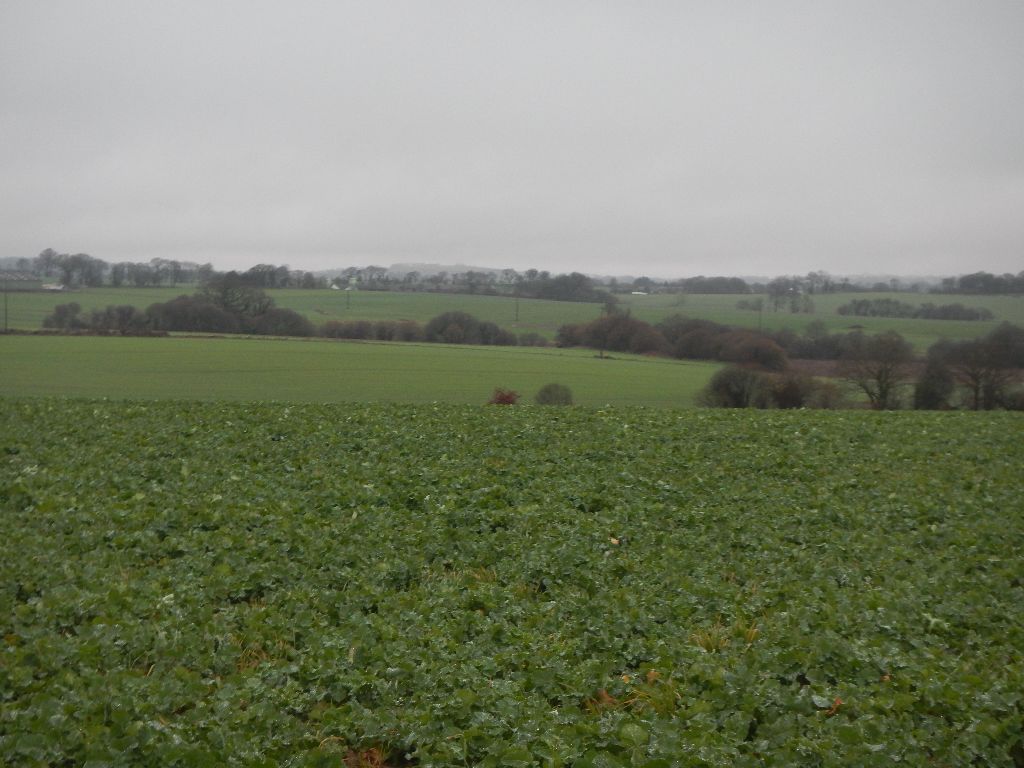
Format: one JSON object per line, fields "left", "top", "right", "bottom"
{"left": 316, "top": 267, "right": 1020, "bottom": 298}
{"left": 12, "top": 248, "right": 1021, "bottom": 298}
{"left": 29, "top": 249, "right": 212, "bottom": 288}
{"left": 339, "top": 269, "right": 861, "bottom": 298}
{"left": 349, "top": 267, "right": 1022, "bottom": 300}
{"left": 18, "top": 251, "right": 612, "bottom": 302}
{"left": 935, "top": 271, "right": 1024, "bottom": 295}
{"left": 17, "top": 250, "right": 329, "bottom": 290}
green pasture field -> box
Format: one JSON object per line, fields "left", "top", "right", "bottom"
{"left": 616, "top": 292, "right": 1024, "bottom": 351}
{"left": 265, "top": 289, "right": 603, "bottom": 337}
{"left": 4, "top": 286, "right": 1020, "bottom": 350}
{"left": 0, "top": 334, "right": 715, "bottom": 407}
{"left": 1, "top": 286, "right": 189, "bottom": 330}
{"left": 2, "top": 400, "right": 1022, "bottom": 765}
{"left": 0, "top": 287, "right": 603, "bottom": 338}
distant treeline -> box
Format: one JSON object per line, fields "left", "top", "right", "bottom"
{"left": 15, "top": 249, "right": 329, "bottom": 290}
{"left": 557, "top": 314, "right": 791, "bottom": 370}
{"left": 837, "top": 298, "right": 994, "bottom": 321}
{"left": 552, "top": 312, "right": 935, "bottom": 368}
{"left": 322, "top": 313, "right": 548, "bottom": 347}
{"left": 10, "top": 248, "right": 1021, "bottom": 298}
{"left": 553, "top": 312, "right": 892, "bottom": 367}
{"left": 935, "top": 271, "right": 1024, "bottom": 295}
{"left": 16, "top": 250, "right": 616, "bottom": 304}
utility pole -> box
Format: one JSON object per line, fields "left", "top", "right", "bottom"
{"left": 3, "top": 274, "right": 8, "bottom": 334}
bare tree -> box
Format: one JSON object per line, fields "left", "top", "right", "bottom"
{"left": 767, "top": 276, "right": 798, "bottom": 311}
{"left": 939, "top": 339, "right": 1017, "bottom": 410}
{"left": 34, "top": 248, "right": 60, "bottom": 277}
{"left": 838, "top": 331, "right": 914, "bottom": 409}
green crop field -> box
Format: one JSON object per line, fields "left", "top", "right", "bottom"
{"left": 0, "top": 335, "right": 716, "bottom": 408}
{"left": 4, "top": 286, "right": 1020, "bottom": 351}
{"left": 2, "top": 400, "right": 1022, "bottom": 765}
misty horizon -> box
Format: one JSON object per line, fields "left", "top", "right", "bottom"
{"left": 7, "top": 251, "right": 1018, "bottom": 288}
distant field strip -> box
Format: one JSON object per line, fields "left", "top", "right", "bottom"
{"left": 1, "top": 287, "right": 603, "bottom": 337}
{"left": 617, "top": 292, "right": 1024, "bottom": 351}
{"left": 0, "top": 335, "right": 716, "bottom": 407}
{"left": 267, "top": 289, "right": 603, "bottom": 335}
{"left": 4, "top": 287, "right": 1021, "bottom": 350}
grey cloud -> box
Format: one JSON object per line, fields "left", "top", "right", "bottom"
{"left": 1, "top": 1, "right": 1022, "bottom": 277}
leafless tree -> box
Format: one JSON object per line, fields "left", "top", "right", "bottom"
{"left": 838, "top": 331, "right": 914, "bottom": 409}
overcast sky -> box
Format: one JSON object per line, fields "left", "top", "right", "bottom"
{"left": 2, "top": 1, "right": 1022, "bottom": 278}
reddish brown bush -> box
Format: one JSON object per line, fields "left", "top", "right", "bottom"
{"left": 488, "top": 387, "right": 520, "bottom": 405}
